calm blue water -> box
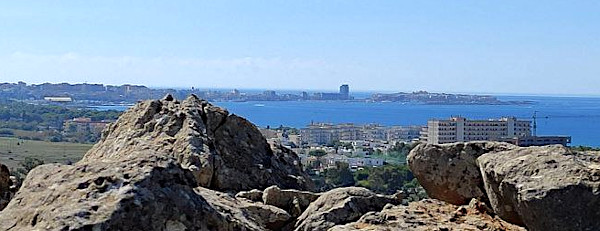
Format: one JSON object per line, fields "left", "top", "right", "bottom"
{"left": 92, "top": 96, "right": 600, "bottom": 147}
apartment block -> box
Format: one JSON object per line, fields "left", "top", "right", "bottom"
{"left": 420, "top": 116, "right": 531, "bottom": 144}
{"left": 300, "top": 122, "right": 422, "bottom": 145}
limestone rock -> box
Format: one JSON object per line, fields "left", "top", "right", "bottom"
{"left": 0, "top": 95, "right": 313, "bottom": 230}
{"left": 236, "top": 189, "right": 264, "bottom": 202}
{"left": 330, "top": 199, "right": 526, "bottom": 231}
{"left": 294, "top": 187, "right": 400, "bottom": 231}
{"left": 478, "top": 145, "right": 600, "bottom": 231}
{"left": 196, "top": 187, "right": 292, "bottom": 230}
{"left": 408, "top": 142, "right": 517, "bottom": 205}
{"left": 0, "top": 152, "right": 265, "bottom": 230}
{"left": 0, "top": 163, "right": 13, "bottom": 211}
{"left": 82, "top": 95, "right": 313, "bottom": 192}
{"left": 262, "top": 185, "right": 320, "bottom": 217}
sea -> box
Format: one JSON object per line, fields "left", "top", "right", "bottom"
{"left": 91, "top": 95, "right": 600, "bottom": 147}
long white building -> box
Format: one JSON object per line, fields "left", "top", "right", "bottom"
{"left": 420, "top": 116, "right": 531, "bottom": 144}
{"left": 300, "top": 122, "right": 422, "bottom": 145}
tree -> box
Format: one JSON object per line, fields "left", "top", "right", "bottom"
{"left": 324, "top": 162, "right": 355, "bottom": 187}
{"left": 308, "top": 149, "right": 327, "bottom": 157}
{"left": 13, "top": 157, "right": 45, "bottom": 189}
{"left": 350, "top": 164, "right": 416, "bottom": 194}
{"left": 367, "top": 171, "right": 386, "bottom": 192}
{"left": 17, "top": 157, "right": 44, "bottom": 174}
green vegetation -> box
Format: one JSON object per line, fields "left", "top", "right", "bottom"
{"left": 11, "top": 157, "right": 45, "bottom": 188}
{"left": 326, "top": 140, "right": 353, "bottom": 149}
{"left": 0, "top": 100, "right": 121, "bottom": 143}
{"left": 308, "top": 149, "right": 327, "bottom": 157}
{"left": 571, "top": 146, "right": 600, "bottom": 152}
{"left": 311, "top": 162, "right": 428, "bottom": 202}
{"left": 0, "top": 137, "right": 92, "bottom": 170}
{"left": 354, "top": 164, "right": 414, "bottom": 194}
{"left": 307, "top": 141, "right": 424, "bottom": 201}
{"left": 323, "top": 162, "right": 355, "bottom": 187}
{"left": 351, "top": 142, "right": 417, "bottom": 165}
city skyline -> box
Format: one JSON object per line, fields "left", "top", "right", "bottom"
{"left": 1, "top": 1, "right": 599, "bottom": 95}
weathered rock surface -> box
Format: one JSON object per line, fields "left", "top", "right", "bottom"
{"left": 330, "top": 199, "right": 526, "bottom": 231}
{"left": 7, "top": 95, "right": 591, "bottom": 231}
{"left": 478, "top": 145, "right": 600, "bottom": 231}
{"left": 408, "top": 142, "right": 517, "bottom": 205}
{"left": 262, "top": 185, "right": 320, "bottom": 217}
{"left": 0, "top": 151, "right": 267, "bottom": 230}
{"left": 82, "top": 95, "right": 313, "bottom": 192}
{"left": 196, "top": 187, "right": 292, "bottom": 230}
{"left": 236, "top": 189, "right": 264, "bottom": 202}
{"left": 0, "top": 163, "right": 13, "bottom": 210}
{"left": 294, "top": 187, "right": 400, "bottom": 231}
{"left": 0, "top": 96, "right": 313, "bottom": 230}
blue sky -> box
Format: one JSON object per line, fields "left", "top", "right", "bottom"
{"left": 0, "top": 1, "right": 598, "bottom": 95}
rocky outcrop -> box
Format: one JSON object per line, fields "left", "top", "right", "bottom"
{"left": 408, "top": 142, "right": 517, "bottom": 205}
{"left": 0, "top": 163, "right": 13, "bottom": 211}
{"left": 410, "top": 142, "right": 600, "bottom": 231}
{"left": 262, "top": 185, "right": 320, "bottom": 217}
{"left": 330, "top": 199, "right": 526, "bottom": 231}
{"left": 0, "top": 151, "right": 268, "bottom": 230}
{"left": 82, "top": 95, "right": 313, "bottom": 192}
{"left": 5, "top": 94, "right": 593, "bottom": 231}
{"left": 196, "top": 187, "right": 292, "bottom": 230}
{"left": 0, "top": 96, "right": 314, "bottom": 230}
{"left": 236, "top": 189, "right": 264, "bottom": 202}
{"left": 294, "top": 187, "right": 400, "bottom": 231}
{"left": 478, "top": 145, "right": 600, "bottom": 231}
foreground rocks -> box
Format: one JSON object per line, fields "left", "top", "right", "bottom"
{"left": 0, "top": 96, "right": 316, "bottom": 230}
{"left": 294, "top": 187, "right": 400, "bottom": 231}
{"left": 330, "top": 199, "right": 526, "bottom": 231}
{"left": 2, "top": 95, "right": 596, "bottom": 231}
{"left": 0, "top": 152, "right": 267, "bottom": 230}
{"left": 82, "top": 95, "right": 313, "bottom": 192}
{"left": 479, "top": 145, "right": 600, "bottom": 230}
{"left": 261, "top": 185, "right": 320, "bottom": 217}
{"left": 410, "top": 142, "right": 600, "bottom": 231}
{"left": 407, "top": 142, "right": 517, "bottom": 205}
{"left": 0, "top": 163, "right": 13, "bottom": 210}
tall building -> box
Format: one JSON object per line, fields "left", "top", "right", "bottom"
{"left": 312, "top": 84, "right": 352, "bottom": 100}
{"left": 420, "top": 116, "right": 531, "bottom": 144}
{"left": 339, "top": 84, "right": 349, "bottom": 97}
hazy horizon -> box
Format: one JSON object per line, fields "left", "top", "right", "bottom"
{"left": 6, "top": 80, "right": 600, "bottom": 98}
{"left": 1, "top": 1, "right": 598, "bottom": 95}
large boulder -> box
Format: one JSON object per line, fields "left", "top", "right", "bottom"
{"left": 0, "top": 151, "right": 267, "bottom": 230}
{"left": 330, "top": 199, "right": 526, "bottom": 231}
{"left": 82, "top": 95, "right": 313, "bottom": 192}
{"left": 196, "top": 187, "right": 292, "bottom": 230}
{"left": 294, "top": 187, "right": 400, "bottom": 231}
{"left": 0, "top": 95, "right": 314, "bottom": 230}
{"left": 408, "top": 142, "right": 517, "bottom": 205}
{"left": 236, "top": 189, "right": 264, "bottom": 202}
{"left": 0, "top": 163, "right": 13, "bottom": 210}
{"left": 262, "top": 185, "right": 320, "bottom": 217}
{"left": 478, "top": 145, "right": 600, "bottom": 231}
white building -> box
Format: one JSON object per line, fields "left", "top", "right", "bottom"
{"left": 420, "top": 116, "right": 531, "bottom": 144}
{"left": 300, "top": 122, "right": 423, "bottom": 145}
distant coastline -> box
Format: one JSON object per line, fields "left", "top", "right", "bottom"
{"left": 0, "top": 81, "right": 587, "bottom": 106}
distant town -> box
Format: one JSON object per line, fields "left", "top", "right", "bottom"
{"left": 0, "top": 82, "right": 529, "bottom": 105}
{"left": 257, "top": 115, "right": 571, "bottom": 173}
{"left": 0, "top": 81, "right": 573, "bottom": 172}
{"left": 0, "top": 80, "right": 578, "bottom": 192}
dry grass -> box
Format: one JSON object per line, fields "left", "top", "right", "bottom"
{"left": 0, "top": 137, "right": 92, "bottom": 170}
